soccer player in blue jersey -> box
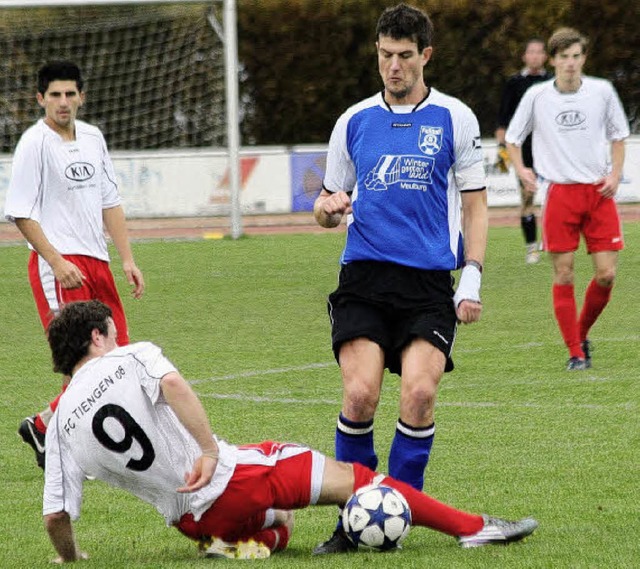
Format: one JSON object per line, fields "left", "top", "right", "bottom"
{"left": 312, "top": 3, "right": 488, "bottom": 554}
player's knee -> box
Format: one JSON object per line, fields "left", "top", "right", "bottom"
{"left": 595, "top": 269, "right": 616, "bottom": 287}
{"left": 521, "top": 197, "right": 534, "bottom": 212}
{"left": 343, "top": 383, "right": 380, "bottom": 420}
{"left": 400, "top": 383, "right": 437, "bottom": 419}
{"left": 553, "top": 266, "right": 575, "bottom": 285}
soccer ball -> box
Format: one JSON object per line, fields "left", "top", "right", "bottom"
{"left": 342, "top": 484, "right": 412, "bottom": 551}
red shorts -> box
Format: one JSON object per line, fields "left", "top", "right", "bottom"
{"left": 176, "top": 442, "right": 325, "bottom": 542}
{"left": 28, "top": 252, "right": 130, "bottom": 345}
{"left": 542, "top": 183, "right": 624, "bottom": 254}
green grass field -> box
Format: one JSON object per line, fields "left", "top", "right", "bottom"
{"left": 1, "top": 224, "right": 638, "bottom": 568}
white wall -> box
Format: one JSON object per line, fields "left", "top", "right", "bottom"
{"left": 1, "top": 137, "right": 639, "bottom": 220}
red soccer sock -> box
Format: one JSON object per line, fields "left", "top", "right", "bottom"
{"left": 49, "top": 391, "right": 64, "bottom": 414}
{"left": 553, "top": 283, "right": 583, "bottom": 358}
{"left": 34, "top": 414, "right": 47, "bottom": 434}
{"left": 579, "top": 279, "right": 612, "bottom": 341}
{"left": 350, "top": 463, "right": 483, "bottom": 537}
{"left": 36, "top": 386, "right": 69, "bottom": 433}
{"left": 380, "top": 476, "right": 483, "bottom": 537}
{"left": 251, "top": 525, "right": 290, "bottom": 552}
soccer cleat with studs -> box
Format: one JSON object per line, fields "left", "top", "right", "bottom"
{"left": 581, "top": 339, "right": 592, "bottom": 368}
{"left": 198, "top": 537, "right": 270, "bottom": 559}
{"left": 457, "top": 514, "right": 539, "bottom": 548}
{"left": 525, "top": 243, "right": 541, "bottom": 264}
{"left": 566, "top": 357, "right": 587, "bottom": 371}
{"left": 18, "top": 416, "right": 46, "bottom": 470}
{"left": 312, "top": 527, "right": 357, "bottom": 555}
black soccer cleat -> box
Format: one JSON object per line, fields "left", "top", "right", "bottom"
{"left": 18, "top": 416, "right": 46, "bottom": 470}
{"left": 312, "top": 528, "right": 357, "bottom": 555}
{"left": 566, "top": 357, "right": 587, "bottom": 371}
{"left": 581, "top": 339, "right": 592, "bottom": 368}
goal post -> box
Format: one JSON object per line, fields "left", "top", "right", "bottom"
{"left": 0, "top": 0, "right": 243, "bottom": 238}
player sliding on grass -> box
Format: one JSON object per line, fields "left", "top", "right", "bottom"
{"left": 41, "top": 300, "right": 537, "bottom": 562}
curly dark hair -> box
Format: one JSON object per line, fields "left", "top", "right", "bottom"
{"left": 47, "top": 300, "right": 113, "bottom": 376}
{"left": 376, "top": 3, "right": 433, "bottom": 52}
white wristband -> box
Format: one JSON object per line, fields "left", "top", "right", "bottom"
{"left": 453, "top": 264, "right": 482, "bottom": 308}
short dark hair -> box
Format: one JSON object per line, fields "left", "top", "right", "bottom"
{"left": 547, "top": 27, "right": 588, "bottom": 57}
{"left": 37, "top": 60, "right": 84, "bottom": 95}
{"left": 47, "top": 300, "right": 112, "bottom": 376}
{"left": 524, "top": 37, "right": 546, "bottom": 51}
{"left": 376, "top": 3, "right": 433, "bottom": 52}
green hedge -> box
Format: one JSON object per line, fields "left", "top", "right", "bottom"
{"left": 0, "top": 0, "right": 636, "bottom": 151}
{"left": 237, "top": 0, "right": 638, "bottom": 144}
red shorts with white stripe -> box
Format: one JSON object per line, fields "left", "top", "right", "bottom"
{"left": 28, "top": 252, "right": 130, "bottom": 345}
{"left": 176, "top": 442, "right": 325, "bottom": 543}
{"left": 542, "top": 183, "right": 624, "bottom": 253}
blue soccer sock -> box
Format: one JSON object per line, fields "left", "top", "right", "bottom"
{"left": 334, "top": 413, "right": 377, "bottom": 530}
{"left": 388, "top": 419, "right": 435, "bottom": 490}
{"left": 335, "top": 413, "right": 378, "bottom": 470}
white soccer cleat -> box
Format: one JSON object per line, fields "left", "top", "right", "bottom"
{"left": 525, "top": 243, "right": 541, "bottom": 264}
{"left": 457, "top": 514, "right": 538, "bottom": 548}
{"left": 199, "top": 537, "right": 271, "bottom": 559}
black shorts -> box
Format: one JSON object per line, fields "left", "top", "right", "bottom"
{"left": 327, "top": 261, "right": 457, "bottom": 374}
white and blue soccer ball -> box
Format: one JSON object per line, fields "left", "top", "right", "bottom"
{"left": 342, "top": 484, "right": 412, "bottom": 551}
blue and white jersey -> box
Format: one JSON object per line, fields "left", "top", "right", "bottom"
{"left": 324, "top": 89, "right": 485, "bottom": 270}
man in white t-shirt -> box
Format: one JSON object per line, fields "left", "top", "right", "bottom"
{"left": 4, "top": 61, "right": 144, "bottom": 469}
{"left": 41, "top": 300, "right": 537, "bottom": 562}
{"left": 506, "top": 28, "right": 629, "bottom": 371}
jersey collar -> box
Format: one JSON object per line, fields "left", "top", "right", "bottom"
{"left": 381, "top": 87, "right": 431, "bottom": 113}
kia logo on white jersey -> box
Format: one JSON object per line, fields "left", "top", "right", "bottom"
{"left": 555, "top": 111, "right": 586, "bottom": 127}
{"left": 65, "top": 162, "right": 95, "bottom": 182}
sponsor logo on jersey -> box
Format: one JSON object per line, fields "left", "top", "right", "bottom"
{"left": 392, "top": 122, "right": 412, "bottom": 128}
{"left": 418, "top": 126, "right": 443, "bottom": 156}
{"left": 65, "top": 162, "right": 95, "bottom": 182}
{"left": 365, "top": 155, "right": 435, "bottom": 191}
{"left": 555, "top": 111, "right": 586, "bottom": 127}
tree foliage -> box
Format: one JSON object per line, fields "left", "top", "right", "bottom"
{"left": 0, "top": 0, "right": 636, "bottom": 150}
{"left": 238, "top": 0, "right": 639, "bottom": 144}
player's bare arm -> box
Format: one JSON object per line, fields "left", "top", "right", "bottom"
{"left": 44, "top": 511, "right": 88, "bottom": 564}
{"left": 456, "top": 190, "right": 487, "bottom": 324}
{"left": 313, "top": 188, "right": 352, "bottom": 228}
{"left": 14, "top": 218, "right": 85, "bottom": 289}
{"left": 599, "top": 140, "right": 626, "bottom": 198}
{"left": 507, "top": 142, "right": 537, "bottom": 194}
{"left": 160, "top": 371, "right": 219, "bottom": 493}
{"left": 102, "top": 205, "right": 145, "bottom": 299}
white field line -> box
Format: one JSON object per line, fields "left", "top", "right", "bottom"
{"left": 189, "top": 335, "right": 639, "bottom": 385}
{"left": 190, "top": 335, "right": 638, "bottom": 412}
{"left": 197, "top": 392, "right": 635, "bottom": 412}
{"left": 188, "top": 362, "right": 334, "bottom": 385}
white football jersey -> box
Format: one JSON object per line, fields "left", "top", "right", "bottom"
{"left": 43, "top": 342, "right": 237, "bottom": 525}
{"left": 4, "top": 119, "right": 122, "bottom": 261}
{"left": 505, "top": 76, "right": 629, "bottom": 184}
